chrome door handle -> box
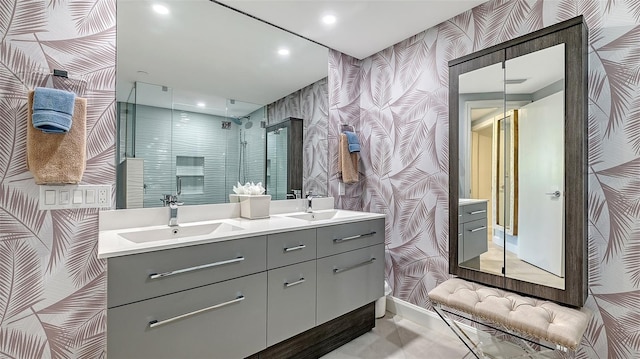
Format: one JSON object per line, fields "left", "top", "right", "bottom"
{"left": 284, "top": 278, "right": 305, "bottom": 288}
{"left": 148, "top": 295, "right": 245, "bottom": 328}
{"left": 469, "top": 210, "right": 486, "bottom": 215}
{"left": 333, "top": 231, "right": 376, "bottom": 243}
{"left": 469, "top": 226, "right": 487, "bottom": 233}
{"left": 284, "top": 244, "right": 306, "bottom": 252}
{"left": 149, "top": 256, "right": 245, "bottom": 279}
{"left": 545, "top": 191, "right": 561, "bottom": 198}
{"left": 333, "top": 258, "right": 376, "bottom": 274}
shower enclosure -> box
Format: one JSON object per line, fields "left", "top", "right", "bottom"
{"left": 116, "top": 82, "right": 266, "bottom": 208}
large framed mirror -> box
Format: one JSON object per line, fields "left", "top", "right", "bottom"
{"left": 449, "top": 16, "right": 587, "bottom": 307}
{"left": 115, "top": 0, "right": 328, "bottom": 208}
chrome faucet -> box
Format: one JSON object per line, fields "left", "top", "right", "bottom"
{"left": 306, "top": 191, "right": 314, "bottom": 213}
{"left": 166, "top": 194, "right": 183, "bottom": 227}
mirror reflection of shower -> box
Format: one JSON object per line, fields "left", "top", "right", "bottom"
{"left": 238, "top": 115, "right": 250, "bottom": 183}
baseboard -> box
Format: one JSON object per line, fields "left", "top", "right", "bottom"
{"left": 385, "top": 296, "right": 477, "bottom": 335}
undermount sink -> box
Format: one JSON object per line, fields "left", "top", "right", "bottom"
{"left": 119, "top": 222, "right": 244, "bottom": 243}
{"left": 284, "top": 210, "right": 360, "bottom": 222}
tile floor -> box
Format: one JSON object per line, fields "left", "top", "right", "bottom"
{"left": 320, "top": 312, "right": 470, "bottom": 359}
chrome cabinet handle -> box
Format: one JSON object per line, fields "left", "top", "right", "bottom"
{"left": 149, "top": 256, "right": 245, "bottom": 279}
{"left": 469, "top": 226, "right": 487, "bottom": 233}
{"left": 284, "top": 244, "right": 306, "bottom": 252}
{"left": 333, "top": 231, "right": 376, "bottom": 243}
{"left": 284, "top": 278, "right": 305, "bottom": 288}
{"left": 545, "top": 191, "right": 561, "bottom": 198}
{"left": 148, "top": 295, "right": 245, "bottom": 328}
{"left": 469, "top": 210, "right": 486, "bottom": 215}
{"left": 333, "top": 258, "right": 376, "bottom": 274}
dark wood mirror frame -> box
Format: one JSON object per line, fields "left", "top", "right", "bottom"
{"left": 448, "top": 16, "right": 588, "bottom": 307}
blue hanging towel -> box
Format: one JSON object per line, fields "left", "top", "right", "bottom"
{"left": 32, "top": 87, "right": 76, "bottom": 133}
{"left": 344, "top": 131, "right": 360, "bottom": 153}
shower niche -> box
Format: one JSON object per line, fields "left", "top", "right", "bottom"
{"left": 176, "top": 156, "right": 205, "bottom": 195}
{"left": 265, "top": 117, "right": 303, "bottom": 200}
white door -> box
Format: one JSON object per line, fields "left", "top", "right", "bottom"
{"left": 517, "top": 91, "right": 564, "bottom": 277}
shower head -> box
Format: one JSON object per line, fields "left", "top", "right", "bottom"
{"left": 236, "top": 115, "right": 252, "bottom": 129}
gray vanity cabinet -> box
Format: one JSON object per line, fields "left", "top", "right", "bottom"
{"left": 316, "top": 219, "right": 385, "bottom": 325}
{"left": 107, "top": 217, "right": 385, "bottom": 358}
{"left": 317, "top": 219, "right": 385, "bottom": 257}
{"left": 267, "top": 228, "right": 316, "bottom": 269}
{"left": 458, "top": 201, "right": 488, "bottom": 265}
{"left": 266, "top": 229, "right": 317, "bottom": 346}
{"left": 108, "top": 272, "right": 267, "bottom": 359}
{"left": 267, "top": 260, "right": 317, "bottom": 346}
{"left": 107, "top": 235, "right": 267, "bottom": 308}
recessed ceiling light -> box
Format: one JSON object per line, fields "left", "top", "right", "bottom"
{"left": 152, "top": 4, "right": 169, "bottom": 15}
{"left": 278, "top": 48, "right": 290, "bottom": 56}
{"left": 197, "top": 102, "right": 205, "bottom": 107}
{"left": 322, "top": 15, "right": 337, "bottom": 25}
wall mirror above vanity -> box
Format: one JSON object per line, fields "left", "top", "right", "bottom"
{"left": 115, "top": 0, "right": 328, "bottom": 208}
{"left": 448, "top": 16, "right": 588, "bottom": 307}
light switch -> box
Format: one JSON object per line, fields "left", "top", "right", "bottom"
{"left": 73, "top": 190, "right": 83, "bottom": 204}
{"left": 45, "top": 190, "right": 56, "bottom": 205}
{"left": 86, "top": 189, "right": 95, "bottom": 204}
{"left": 60, "top": 190, "right": 69, "bottom": 204}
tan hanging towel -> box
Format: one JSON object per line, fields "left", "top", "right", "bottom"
{"left": 339, "top": 133, "right": 359, "bottom": 184}
{"left": 26, "top": 91, "right": 87, "bottom": 184}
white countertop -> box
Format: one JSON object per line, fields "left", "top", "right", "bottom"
{"left": 98, "top": 206, "right": 385, "bottom": 259}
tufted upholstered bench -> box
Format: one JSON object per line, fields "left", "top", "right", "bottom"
{"left": 428, "top": 278, "right": 591, "bottom": 357}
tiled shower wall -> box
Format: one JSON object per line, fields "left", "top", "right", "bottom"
{"left": 118, "top": 104, "right": 265, "bottom": 207}
{"left": 328, "top": 0, "right": 640, "bottom": 357}
{"left": 0, "top": 0, "right": 116, "bottom": 357}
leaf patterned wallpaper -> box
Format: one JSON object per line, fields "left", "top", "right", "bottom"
{"left": 0, "top": 0, "right": 115, "bottom": 357}
{"left": 328, "top": 0, "right": 640, "bottom": 357}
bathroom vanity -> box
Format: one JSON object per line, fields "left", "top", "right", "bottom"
{"left": 99, "top": 200, "right": 385, "bottom": 359}
{"left": 458, "top": 199, "right": 488, "bottom": 268}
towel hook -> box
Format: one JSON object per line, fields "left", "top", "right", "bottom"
{"left": 341, "top": 123, "right": 355, "bottom": 133}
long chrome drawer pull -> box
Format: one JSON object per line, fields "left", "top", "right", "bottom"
{"left": 284, "top": 278, "right": 305, "bottom": 288}
{"left": 284, "top": 244, "right": 306, "bottom": 252}
{"left": 469, "top": 226, "right": 487, "bottom": 233}
{"left": 333, "top": 231, "right": 376, "bottom": 243}
{"left": 469, "top": 210, "right": 487, "bottom": 215}
{"left": 148, "top": 295, "right": 245, "bottom": 328}
{"left": 149, "top": 256, "right": 245, "bottom": 279}
{"left": 333, "top": 258, "right": 376, "bottom": 274}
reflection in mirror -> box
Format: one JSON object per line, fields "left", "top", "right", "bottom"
{"left": 506, "top": 44, "right": 565, "bottom": 290}
{"left": 458, "top": 44, "right": 565, "bottom": 290}
{"left": 265, "top": 118, "right": 303, "bottom": 200}
{"left": 115, "top": 0, "right": 328, "bottom": 208}
{"left": 116, "top": 82, "right": 266, "bottom": 209}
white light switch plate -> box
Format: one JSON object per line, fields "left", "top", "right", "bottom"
{"left": 39, "top": 185, "right": 111, "bottom": 210}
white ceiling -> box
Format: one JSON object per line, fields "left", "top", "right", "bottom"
{"left": 117, "top": 0, "right": 486, "bottom": 117}
{"left": 218, "top": 0, "right": 487, "bottom": 60}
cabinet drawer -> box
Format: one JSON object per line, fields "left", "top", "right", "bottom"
{"left": 108, "top": 236, "right": 266, "bottom": 308}
{"left": 461, "top": 219, "right": 488, "bottom": 262}
{"left": 107, "top": 272, "right": 267, "bottom": 359}
{"left": 267, "top": 229, "right": 316, "bottom": 269}
{"left": 316, "top": 219, "right": 385, "bottom": 258}
{"left": 267, "top": 260, "right": 316, "bottom": 346}
{"left": 460, "top": 202, "right": 487, "bottom": 223}
{"left": 316, "top": 244, "right": 384, "bottom": 324}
